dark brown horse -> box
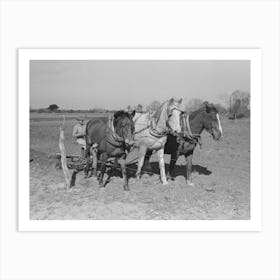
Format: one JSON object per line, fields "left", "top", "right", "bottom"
{"left": 144, "top": 102, "right": 223, "bottom": 186}
{"left": 84, "top": 110, "right": 135, "bottom": 191}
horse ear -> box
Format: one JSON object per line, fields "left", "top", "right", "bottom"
{"left": 169, "top": 98, "right": 174, "bottom": 105}
{"left": 178, "top": 98, "right": 182, "bottom": 104}
{"left": 130, "top": 110, "right": 136, "bottom": 119}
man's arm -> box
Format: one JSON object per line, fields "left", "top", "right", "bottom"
{"left": 73, "top": 125, "right": 85, "bottom": 138}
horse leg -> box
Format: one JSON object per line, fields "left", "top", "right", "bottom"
{"left": 119, "top": 156, "right": 129, "bottom": 191}
{"left": 167, "top": 152, "right": 177, "bottom": 180}
{"left": 91, "top": 147, "right": 98, "bottom": 177}
{"left": 157, "top": 148, "right": 168, "bottom": 185}
{"left": 136, "top": 145, "right": 147, "bottom": 179}
{"left": 144, "top": 149, "right": 152, "bottom": 170}
{"left": 185, "top": 153, "right": 194, "bottom": 186}
{"left": 70, "top": 170, "right": 78, "bottom": 188}
{"left": 84, "top": 144, "right": 91, "bottom": 178}
{"left": 99, "top": 153, "right": 108, "bottom": 188}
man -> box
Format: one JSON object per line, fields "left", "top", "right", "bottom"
{"left": 72, "top": 116, "right": 87, "bottom": 157}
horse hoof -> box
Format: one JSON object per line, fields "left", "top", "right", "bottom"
{"left": 162, "top": 181, "right": 169, "bottom": 185}
{"left": 124, "top": 186, "right": 130, "bottom": 191}
{"left": 99, "top": 181, "right": 105, "bottom": 188}
{"left": 186, "top": 180, "right": 195, "bottom": 187}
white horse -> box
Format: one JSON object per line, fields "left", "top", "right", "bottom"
{"left": 133, "top": 98, "right": 183, "bottom": 185}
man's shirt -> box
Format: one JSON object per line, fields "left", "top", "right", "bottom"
{"left": 72, "top": 123, "right": 86, "bottom": 138}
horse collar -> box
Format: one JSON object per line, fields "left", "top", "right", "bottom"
{"left": 149, "top": 119, "right": 168, "bottom": 138}
{"left": 181, "top": 114, "right": 202, "bottom": 148}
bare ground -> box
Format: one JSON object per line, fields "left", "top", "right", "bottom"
{"left": 30, "top": 115, "right": 250, "bottom": 220}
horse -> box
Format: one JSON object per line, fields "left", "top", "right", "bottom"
{"left": 133, "top": 98, "right": 183, "bottom": 185}
{"left": 144, "top": 102, "right": 223, "bottom": 186}
{"left": 84, "top": 110, "right": 135, "bottom": 191}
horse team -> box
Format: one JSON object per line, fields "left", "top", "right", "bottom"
{"left": 84, "top": 98, "right": 223, "bottom": 191}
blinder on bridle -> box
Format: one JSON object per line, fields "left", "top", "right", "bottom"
{"left": 108, "top": 112, "right": 134, "bottom": 148}
{"left": 167, "top": 105, "right": 184, "bottom": 117}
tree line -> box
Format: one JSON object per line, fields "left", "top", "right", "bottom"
{"left": 126, "top": 90, "right": 250, "bottom": 119}
{"left": 183, "top": 90, "right": 250, "bottom": 119}
{"left": 31, "top": 90, "right": 250, "bottom": 120}
{"left": 30, "top": 104, "right": 115, "bottom": 114}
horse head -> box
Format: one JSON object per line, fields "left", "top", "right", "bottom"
{"left": 166, "top": 98, "right": 183, "bottom": 134}
{"left": 113, "top": 110, "right": 136, "bottom": 147}
{"left": 200, "top": 102, "right": 223, "bottom": 140}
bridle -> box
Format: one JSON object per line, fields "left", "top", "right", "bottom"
{"left": 164, "top": 106, "right": 185, "bottom": 136}
{"left": 203, "top": 112, "right": 221, "bottom": 139}
{"left": 106, "top": 116, "right": 133, "bottom": 149}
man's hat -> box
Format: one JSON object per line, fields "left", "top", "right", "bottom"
{"left": 76, "top": 115, "right": 86, "bottom": 121}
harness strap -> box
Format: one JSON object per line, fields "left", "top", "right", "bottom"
{"left": 134, "top": 125, "right": 150, "bottom": 135}
{"left": 134, "top": 103, "right": 181, "bottom": 138}
{"left": 186, "top": 115, "right": 193, "bottom": 137}
{"left": 149, "top": 119, "right": 168, "bottom": 138}
{"left": 180, "top": 114, "right": 202, "bottom": 148}
{"left": 134, "top": 115, "right": 168, "bottom": 138}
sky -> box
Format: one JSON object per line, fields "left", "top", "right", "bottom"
{"left": 30, "top": 60, "right": 250, "bottom": 110}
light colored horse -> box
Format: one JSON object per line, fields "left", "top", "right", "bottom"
{"left": 133, "top": 98, "right": 183, "bottom": 185}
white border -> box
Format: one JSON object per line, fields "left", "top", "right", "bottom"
{"left": 19, "top": 48, "right": 262, "bottom": 231}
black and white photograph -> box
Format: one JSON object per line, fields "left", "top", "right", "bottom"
{"left": 23, "top": 50, "right": 256, "bottom": 224}
{"left": 2, "top": 1, "right": 280, "bottom": 280}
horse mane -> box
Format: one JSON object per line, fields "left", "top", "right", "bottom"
{"left": 189, "top": 107, "right": 206, "bottom": 120}
{"left": 114, "top": 110, "right": 130, "bottom": 119}
{"left": 152, "top": 101, "right": 167, "bottom": 124}
{"left": 113, "top": 110, "right": 130, "bottom": 126}
{"left": 189, "top": 102, "right": 218, "bottom": 120}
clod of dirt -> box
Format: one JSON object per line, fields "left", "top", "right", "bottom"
{"left": 204, "top": 188, "right": 216, "bottom": 193}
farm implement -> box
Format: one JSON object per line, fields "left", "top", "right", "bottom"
{"left": 54, "top": 152, "right": 90, "bottom": 170}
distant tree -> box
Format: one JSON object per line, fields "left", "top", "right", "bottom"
{"left": 229, "top": 90, "right": 250, "bottom": 120}
{"left": 185, "top": 98, "right": 203, "bottom": 113}
{"left": 216, "top": 92, "right": 231, "bottom": 109}
{"left": 230, "top": 90, "right": 250, "bottom": 109}
{"left": 48, "top": 104, "right": 59, "bottom": 112}
{"left": 230, "top": 99, "right": 241, "bottom": 120}
{"left": 146, "top": 100, "right": 161, "bottom": 113}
